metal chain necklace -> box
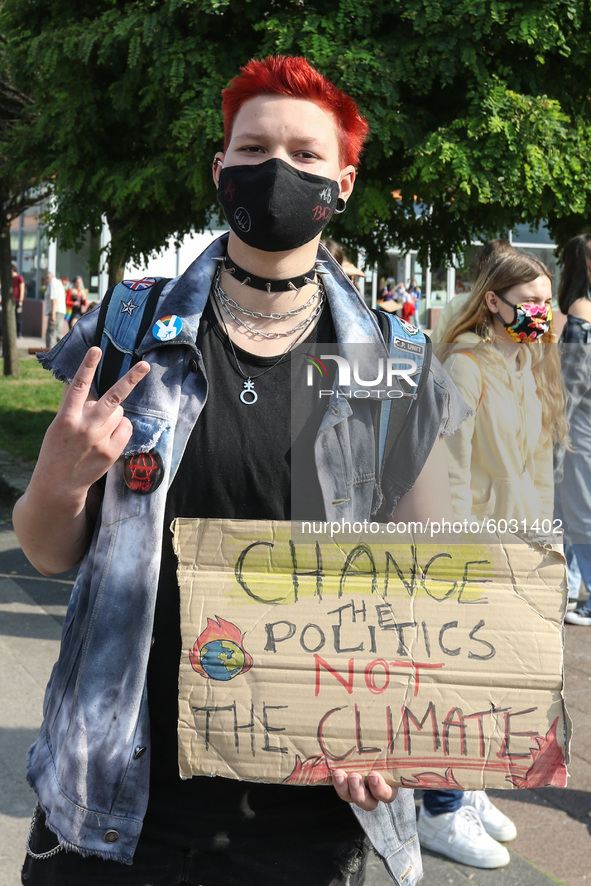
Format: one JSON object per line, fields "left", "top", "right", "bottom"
{"left": 213, "top": 266, "right": 325, "bottom": 340}
{"left": 213, "top": 273, "right": 325, "bottom": 405}
{"left": 216, "top": 280, "right": 321, "bottom": 320}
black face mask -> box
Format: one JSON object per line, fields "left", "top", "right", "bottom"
{"left": 217, "top": 158, "right": 340, "bottom": 252}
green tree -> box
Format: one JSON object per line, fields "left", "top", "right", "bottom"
{"left": 2, "top": 0, "right": 591, "bottom": 277}
{"left": 0, "top": 34, "right": 50, "bottom": 377}
{"left": 1, "top": 0, "right": 255, "bottom": 284}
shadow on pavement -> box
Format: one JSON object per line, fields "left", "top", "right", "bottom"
{"left": 0, "top": 727, "right": 39, "bottom": 818}
{"left": 0, "top": 609, "right": 66, "bottom": 640}
{"left": 487, "top": 785, "right": 591, "bottom": 836}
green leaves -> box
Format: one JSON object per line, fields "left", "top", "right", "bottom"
{"left": 398, "top": 74, "right": 591, "bottom": 260}
{"left": 1, "top": 0, "right": 591, "bottom": 269}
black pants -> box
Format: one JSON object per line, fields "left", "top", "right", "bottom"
{"left": 22, "top": 808, "right": 370, "bottom": 886}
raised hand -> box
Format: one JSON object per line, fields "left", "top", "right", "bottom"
{"left": 13, "top": 347, "right": 150, "bottom": 575}
{"left": 42, "top": 347, "right": 150, "bottom": 494}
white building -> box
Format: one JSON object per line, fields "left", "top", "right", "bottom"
{"left": 10, "top": 197, "right": 560, "bottom": 336}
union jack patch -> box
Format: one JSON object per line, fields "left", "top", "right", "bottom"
{"left": 122, "top": 277, "right": 156, "bottom": 291}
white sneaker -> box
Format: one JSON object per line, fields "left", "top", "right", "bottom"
{"left": 460, "top": 791, "right": 517, "bottom": 841}
{"left": 565, "top": 605, "right": 591, "bottom": 625}
{"left": 418, "top": 804, "right": 510, "bottom": 868}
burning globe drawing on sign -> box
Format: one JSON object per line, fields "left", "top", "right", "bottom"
{"left": 189, "top": 616, "right": 253, "bottom": 682}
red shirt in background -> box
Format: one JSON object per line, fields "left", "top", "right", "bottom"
{"left": 12, "top": 272, "right": 25, "bottom": 305}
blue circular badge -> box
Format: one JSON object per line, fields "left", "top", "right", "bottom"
{"left": 152, "top": 314, "right": 183, "bottom": 341}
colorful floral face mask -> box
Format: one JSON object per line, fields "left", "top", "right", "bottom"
{"left": 495, "top": 292, "right": 552, "bottom": 342}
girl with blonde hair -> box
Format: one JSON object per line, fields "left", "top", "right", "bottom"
{"left": 436, "top": 249, "right": 567, "bottom": 524}
{"left": 418, "top": 250, "right": 568, "bottom": 869}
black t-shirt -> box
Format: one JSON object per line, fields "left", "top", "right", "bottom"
{"left": 146, "top": 297, "right": 363, "bottom": 849}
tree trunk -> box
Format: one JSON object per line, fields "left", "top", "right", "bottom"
{"left": 0, "top": 224, "right": 19, "bottom": 378}
{"left": 108, "top": 251, "right": 126, "bottom": 288}
{"left": 106, "top": 216, "right": 127, "bottom": 287}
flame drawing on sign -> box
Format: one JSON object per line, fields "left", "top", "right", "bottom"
{"left": 284, "top": 752, "right": 356, "bottom": 786}
{"left": 400, "top": 767, "right": 464, "bottom": 790}
{"left": 508, "top": 718, "right": 567, "bottom": 788}
{"left": 189, "top": 616, "right": 252, "bottom": 682}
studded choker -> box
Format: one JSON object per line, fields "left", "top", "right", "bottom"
{"left": 222, "top": 254, "right": 318, "bottom": 292}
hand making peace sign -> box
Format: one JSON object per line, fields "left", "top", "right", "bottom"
{"left": 13, "top": 347, "right": 150, "bottom": 575}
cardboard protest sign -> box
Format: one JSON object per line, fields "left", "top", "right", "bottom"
{"left": 174, "top": 518, "right": 570, "bottom": 790}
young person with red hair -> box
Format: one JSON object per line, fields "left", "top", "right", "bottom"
{"left": 15, "top": 56, "right": 467, "bottom": 886}
{"left": 221, "top": 55, "right": 369, "bottom": 169}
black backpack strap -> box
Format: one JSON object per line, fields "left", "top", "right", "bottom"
{"left": 133, "top": 278, "right": 171, "bottom": 353}
{"left": 94, "top": 277, "right": 171, "bottom": 397}
{"left": 92, "top": 285, "right": 115, "bottom": 349}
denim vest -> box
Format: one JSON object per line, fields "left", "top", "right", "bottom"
{"left": 32, "top": 235, "right": 465, "bottom": 882}
{"left": 561, "top": 312, "right": 591, "bottom": 344}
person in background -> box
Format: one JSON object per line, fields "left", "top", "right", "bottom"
{"left": 407, "top": 278, "right": 421, "bottom": 325}
{"left": 555, "top": 234, "right": 591, "bottom": 624}
{"left": 341, "top": 258, "right": 366, "bottom": 292}
{"left": 401, "top": 289, "right": 416, "bottom": 324}
{"left": 11, "top": 264, "right": 25, "bottom": 337}
{"left": 423, "top": 250, "right": 568, "bottom": 869}
{"left": 66, "top": 275, "right": 88, "bottom": 329}
{"left": 43, "top": 270, "right": 67, "bottom": 349}
{"left": 322, "top": 237, "right": 346, "bottom": 266}
{"left": 380, "top": 279, "right": 393, "bottom": 298}
{"left": 323, "top": 238, "right": 366, "bottom": 292}
{"left": 430, "top": 241, "right": 515, "bottom": 343}
{"left": 378, "top": 280, "right": 406, "bottom": 313}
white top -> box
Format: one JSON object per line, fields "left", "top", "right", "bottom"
{"left": 44, "top": 277, "right": 67, "bottom": 315}
{"left": 442, "top": 332, "right": 553, "bottom": 524}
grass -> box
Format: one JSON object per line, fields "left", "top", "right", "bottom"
{"left": 0, "top": 358, "right": 63, "bottom": 462}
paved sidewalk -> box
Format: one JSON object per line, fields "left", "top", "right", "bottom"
{"left": 0, "top": 457, "right": 590, "bottom": 884}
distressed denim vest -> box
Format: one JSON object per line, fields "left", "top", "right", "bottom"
{"left": 30, "top": 235, "right": 447, "bottom": 883}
